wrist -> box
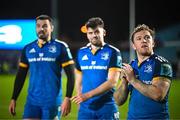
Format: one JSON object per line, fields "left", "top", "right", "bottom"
{"left": 65, "top": 97, "right": 71, "bottom": 101}
{"left": 129, "top": 78, "right": 136, "bottom": 85}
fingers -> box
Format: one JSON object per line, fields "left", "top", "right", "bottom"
{"left": 71, "top": 96, "right": 83, "bottom": 104}
{"left": 122, "top": 63, "right": 133, "bottom": 71}
{"left": 9, "top": 101, "right": 16, "bottom": 116}
{"left": 60, "top": 100, "right": 71, "bottom": 117}
{"left": 61, "top": 108, "right": 70, "bottom": 117}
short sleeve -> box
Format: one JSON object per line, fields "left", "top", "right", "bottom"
{"left": 109, "top": 49, "right": 122, "bottom": 68}
{"left": 154, "top": 58, "right": 173, "bottom": 79}
{"left": 75, "top": 50, "right": 81, "bottom": 71}
{"left": 60, "top": 44, "right": 73, "bottom": 64}
{"left": 20, "top": 46, "right": 29, "bottom": 65}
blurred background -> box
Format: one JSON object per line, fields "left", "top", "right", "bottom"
{"left": 0, "top": 0, "right": 180, "bottom": 119}
{"left": 0, "top": 0, "right": 180, "bottom": 76}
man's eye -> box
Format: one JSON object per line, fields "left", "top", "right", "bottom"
{"left": 144, "top": 35, "right": 150, "bottom": 40}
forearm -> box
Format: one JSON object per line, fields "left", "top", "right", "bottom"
{"left": 130, "top": 79, "right": 164, "bottom": 101}
{"left": 64, "top": 64, "right": 75, "bottom": 98}
{"left": 86, "top": 79, "right": 116, "bottom": 98}
{"left": 114, "top": 79, "right": 129, "bottom": 106}
{"left": 12, "top": 67, "right": 28, "bottom": 100}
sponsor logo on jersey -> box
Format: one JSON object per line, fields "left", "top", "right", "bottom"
{"left": 29, "top": 48, "right": 36, "bottom": 53}
{"left": 91, "top": 61, "right": 96, "bottom": 65}
{"left": 39, "top": 53, "right": 44, "bottom": 57}
{"left": 82, "top": 55, "right": 88, "bottom": 60}
{"left": 81, "top": 65, "right": 107, "bottom": 70}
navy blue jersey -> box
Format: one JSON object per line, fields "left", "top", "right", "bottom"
{"left": 20, "top": 39, "right": 73, "bottom": 106}
{"left": 128, "top": 54, "right": 173, "bottom": 119}
{"left": 76, "top": 43, "right": 122, "bottom": 107}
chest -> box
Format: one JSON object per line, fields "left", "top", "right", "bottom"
{"left": 79, "top": 51, "right": 111, "bottom": 70}
{"left": 133, "top": 62, "right": 155, "bottom": 83}
{"left": 26, "top": 44, "right": 61, "bottom": 63}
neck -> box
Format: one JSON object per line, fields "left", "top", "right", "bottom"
{"left": 137, "top": 52, "right": 154, "bottom": 64}
{"left": 38, "top": 37, "right": 51, "bottom": 44}
{"left": 91, "top": 42, "right": 105, "bottom": 50}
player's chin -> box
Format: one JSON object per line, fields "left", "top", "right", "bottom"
{"left": 39, "top": 35, "right": 48, "bottom": 40}
{"left": 141, "top": 51, "right": 152, "bottom": 56}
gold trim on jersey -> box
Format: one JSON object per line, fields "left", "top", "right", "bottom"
{"left": 62, "top": 60, "right": 74, "bottom": 67}
{"left": 75, "top": 69, "right": 82, "bottom": 74}
{"left": 109, "top": 67, "right": 122, "bottom": 72}
{"left": 153, "top": 76, "right": 171, "bottom": 83}
{"left": 19, "top": 62, "right": 28, "bottom": 68}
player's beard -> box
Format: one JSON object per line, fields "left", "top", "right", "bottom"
{"left": 37, "top": 31, "right": 49, "bottom": 42}
{"left": 90, "top": 37, "right": 103, "bottom": 47}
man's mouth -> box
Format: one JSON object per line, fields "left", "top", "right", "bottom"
{"left": 141, "top": 45, "right": 148, "bottom": 48}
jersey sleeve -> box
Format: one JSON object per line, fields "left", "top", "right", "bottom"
{"left": 154, "top": 58, "right": 173, "bottom": 79}
{"left": 19, "top": 46, "right": 29, "bottom": 67}
{"left": 60, "top": 43, "right": 74, "bottom": 67}
{"left": 75, "top": 50, "right": 81, "bottom": 71}
{"left": 109, "top": 49, "right": 122, "bottom": 68}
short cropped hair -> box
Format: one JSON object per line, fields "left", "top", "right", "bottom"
{"left": 36, "top": 14, "right": 53, "bottom": 25}
{"left": 85, "top": 17, "right": 104, "bottom": 29}
{"left": 130, "top": 24, "right": 155, "bottom": 43}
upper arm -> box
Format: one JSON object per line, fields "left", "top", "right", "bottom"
{"left": 108, "top": 48, "right": 122, "bottom": 84}
{"left": 108, "top": 68, "right": 120, "bottom": 86}
{"left": 75, "top": 69, "right": 82, "bottom": 94}
{"left": 60, "top": 43, "right": 74, "bottom": 67}
{"left": 152, "top": 77, "right": 171, "bottom": 100}
{"left": 19, "top": 46, "right": 29, "bottom": 68}
{"left": 152, "top": 56, "right": 173, "bottom": 99}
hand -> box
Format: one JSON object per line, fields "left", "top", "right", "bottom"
{"left": 9, "top": 99, "right": 16, "bottom": 116}
{"left": 61, "top": 97, "right": 71, "bottom": 117}
{"left": 71, "top": 93, "right": 91, "bottom": 104}
{"left": 120, "top": 69, "right": 127, "bottom": 80}
{"left": 122, "top": 63, "right": 136, "bottom": 84}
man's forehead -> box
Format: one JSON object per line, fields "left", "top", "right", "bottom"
{"left": 87, "top": 27, "right": 103, "bottom": 32}
{"left": 36, "top": 19, "right": 50, "bottom": 24}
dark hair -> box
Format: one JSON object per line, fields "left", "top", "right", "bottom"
{"left": 130, "top": 24, "right": 155, "bottom": 43}
{"left": 36, "top": 14, "right": 53, "bottom": 25}
{"left": 85, "top": 17, "right": 104, "bottom": 29}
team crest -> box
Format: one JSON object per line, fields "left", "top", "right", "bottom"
{"left": 101, "top": 52, "right": 109, "bottom": 60}
{"left": 48, "top": 45, "right": 57, "bottom": 53}
{"left": 144, "top": 64, "right": 152, "bottom": 73}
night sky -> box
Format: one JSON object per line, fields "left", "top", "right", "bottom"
{"left": 0, "top": 0, "right": 179, "bottom": 50}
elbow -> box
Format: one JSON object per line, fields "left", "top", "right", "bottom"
{"left": 113, "top": 93, "right": 126, "bottom": 106}
{"left": 110, "top": 80, "right": 117, "bottom": 89}
{"left": 152, "top": 92, "right": 165, "bottom": 102}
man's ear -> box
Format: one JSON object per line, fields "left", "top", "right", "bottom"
{"left": 103, "top": 29, "right": 106, "bottom": 36}
{"left": 132, "top": 42, "right": 136, "bottom": 50}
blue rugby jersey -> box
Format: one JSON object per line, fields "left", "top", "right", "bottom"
{"left": 19, "top": 39, "right": 74, "bottom": 106}
{"left": 128, "top": 54, "right": 173, "bottom": 119}
{"left": 76, "top": 43, "right": 122, "bottom": 107}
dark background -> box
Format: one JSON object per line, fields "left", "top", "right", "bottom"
{"left": 1, "top": 0, "right": 179, "bottom": 47}
{"left": 0, "top": 0, "right": 180, "bottom": 75}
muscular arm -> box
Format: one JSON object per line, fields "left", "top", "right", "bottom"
{"left": 130, "top": 77, "right": 171, "bottom": 101}
{"left": 11, "top": 66, "right": 28, "bottom": 100}
{"left": 71, "top": 68, "right": 120, "bottom": 104}
{"left": 75, "top": 69, "right": 82, "bottom": 95}
{"left": 85, "top": 69, "right": 120, "bottom": 98}
{"left": 114, "top": 78, "right": 129, "bottom": 106}
{"left": 123, "top": 63, "right": 171, "bottom": 101}
{"left": 63, "top": 64, "right": 75, "bottom": 98}
{"left": 9, "top": 66, "right": 28, "bottom": 116}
